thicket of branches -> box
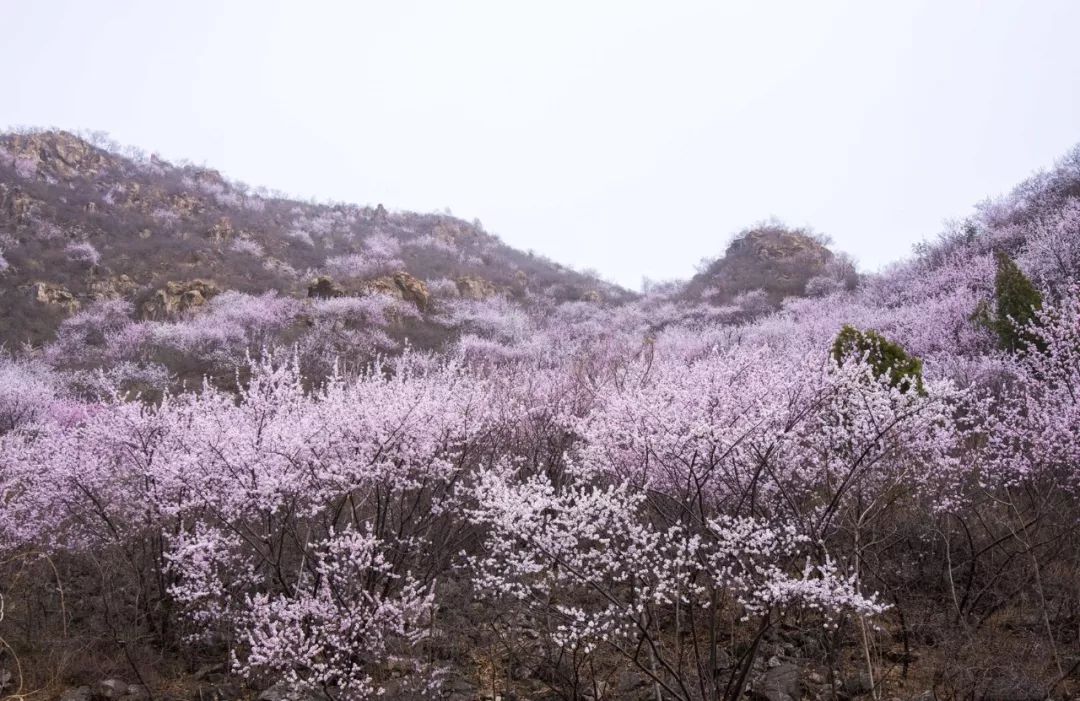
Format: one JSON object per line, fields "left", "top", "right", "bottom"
{"left": 1, "top": 138, "right": 1079, "bottom": 700}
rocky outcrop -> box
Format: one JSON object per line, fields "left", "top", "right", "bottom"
{"left": 169, "top": 192, "right": 203, "bottom": 217}
{"left": 511, "top": 269, "right": 528, "bottom": 297}
{"left": 207, "top": 216, "right": 235, "bottom": 242}
{"left": 308, "top": 275, "right": 345, "bottom": 299}
{"left": 358, "top": 272, "right": 430, "bottom": 310}
{"left": 0, "top": 130, "right": 629, "bottom": 349}
{"left": 729, "top": 228, "right": 832, "bottom": 265}
{"left": 359, "top": 276, "right": 400, "bottom": 299}
{"left": 88, "top": 274, "right": 137, "bottom": 301}
{"left": 686, "top": 225, "right": 834, "bottom": 305}
{"left": 1, "top": 185, "right": 35, "bottom": 224}
{"left": 456, "top": 275, "right": 497, "bottom": 300}
{"left": 111, "top": 182, "right": 144, "bottom": 209}
{"left": 142, "top": 279, "right": 220, "bottom": 318}
{"left": 3, "top": 130, "right": 112, "bottom": 180}
{"left": 433, "top": 219, "right": 479, "bottom": 244}
{"left": 32, "top": 282, "right": 80, "bottom": 312}
{"left": 391, "top": 271, "right": 429, "bottom": 310}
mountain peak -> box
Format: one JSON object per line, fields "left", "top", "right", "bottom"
{"left": 685, "top": 224, "right": 840, "bottom": 305}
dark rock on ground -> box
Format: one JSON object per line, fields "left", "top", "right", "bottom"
{"left": 98, "top": 678, "right": 129, "bottom": 699}
{"left": 839, "top": 673, "right": 873, "bottom": 699}
{"left": 59, "top": 687, "right": 93, "bottom": 701}
{"left": 751, "top": 662, "right": 801, "bottom": 701}
{"left": 258, "top": 681, "right": 331, "bottom": 701}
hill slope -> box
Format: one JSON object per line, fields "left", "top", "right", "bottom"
{"left": 0, "top": 130, "right": 626, "bottom": 347}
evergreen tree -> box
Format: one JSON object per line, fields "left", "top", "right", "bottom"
{"left": 832, "top": 325, "right": 926, "bottom": 394}
{"left": 991, "top": 250, "right": 1043, "bottom": 353}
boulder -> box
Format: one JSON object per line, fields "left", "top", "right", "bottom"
{"left": 361, "top": 276, "right": 401, "bottom": 300}
{"left": 392, "top": 271, "right": 429, "bottom": 311}
{"left": 456, "top": 275, "right": 497, "bottom": 300}
{"left": 839, "top": 673, "right": 873, "bottom": 699}
{"left": 357, "top": 272, "right": 430, "bottom": 311}
{"left": 308, "top": 275, "right": 345, "bottom": 299}
{"left": 97, "top": 678, "right": 128, "bottom": 699}
{"left": 88, "top": 274, "right": 136, "bottom": 301}
{"left": 751, "top": 662, "right": 801, "bottom": 701}
{"left": 193, "top": 662, "right": 226, "bottom": 682}
{"left": 58, "top": 687, "right": 93, "bottom": 701}
{"left": 142, "top": 279, "right": 220, "bottom": 318}
{"left": 32, "top": 281, "right": 80, "bottom": 312}
{"left": 122, "top": 684, "right": 150, "bottom": 700}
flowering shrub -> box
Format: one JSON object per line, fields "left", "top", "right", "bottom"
{"left": 2, "top": 132, "right": 1079, "bottom": 699}
{"left": 229, "top": 237, "right": 265, "bottom": 257}
{"left": 467, "top": 464, "right": 885, "bottom": 698}
{"left": 64, "top": 241, "right": 102, "bottom": 266}
{"left": 0, "top": 356, "right": 66, "bottom": 433}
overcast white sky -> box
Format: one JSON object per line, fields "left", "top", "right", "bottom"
{"left": 4, "top": 1, "right": 1080, "bottom": 288}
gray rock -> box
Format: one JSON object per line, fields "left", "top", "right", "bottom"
{"left": 99, "top": 678, "right": 129, "bottom": 699}
{"left": 123, "top": 683, "right": 150, "bottom": 700}
{"left": 258, "top": 681, "right": 329, "bottom": 701}
{"left": 751, "top": 662, "right": 801, "bottom": 701}
{"left": 192, "top": 682, "right": 245, "bottom": 701}
{"left": 442, "top": 675, "right": 480, "bottom": 700}
{"left": 840, "top": 674, "right": 873, "bottom": 699}
{"left": 193, "top": 662, "right": 225, "bottom": 681}
{"left": 59, "top": 687, "right": 93, "bottom": 701}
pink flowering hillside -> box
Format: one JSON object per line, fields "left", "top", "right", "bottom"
{"left": 1, "top": 133, "right": 1079, "bottom": 700}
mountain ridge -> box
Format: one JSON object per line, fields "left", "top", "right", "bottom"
{"left": 0, "top": 129, "right": 632, "bottom": 347}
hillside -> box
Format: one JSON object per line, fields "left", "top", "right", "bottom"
{"left": 1, "top": 134, "right": 1078, "bottom": 701}
{"left": 684, "top": 225, "right": 845, "bottom": 303}
{"left": 0, "top": 130, "right": 627, "bottom": 349}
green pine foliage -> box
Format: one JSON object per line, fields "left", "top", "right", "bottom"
{"left": 832, "top": 325, "right": 926, "bottom": 395}
{"left": 991, "top": 250, "right": 1044, "bottom": 353}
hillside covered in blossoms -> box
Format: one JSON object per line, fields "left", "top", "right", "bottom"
{"left": 1, "top": 130, "right": 1079, "bottom": 701}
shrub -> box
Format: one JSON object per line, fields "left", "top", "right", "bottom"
{"left": 832, "top": 324, "right": 925, "bottom": 394}
{"left": 991, "top": 250, "right": 1044, "bottom": 352}
{"left": 64, "top": 241, "right": 101, "bottom": 267}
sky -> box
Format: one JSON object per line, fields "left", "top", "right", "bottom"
{"left": 4, "top": 1, "right": 1080, "bottom": 288}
